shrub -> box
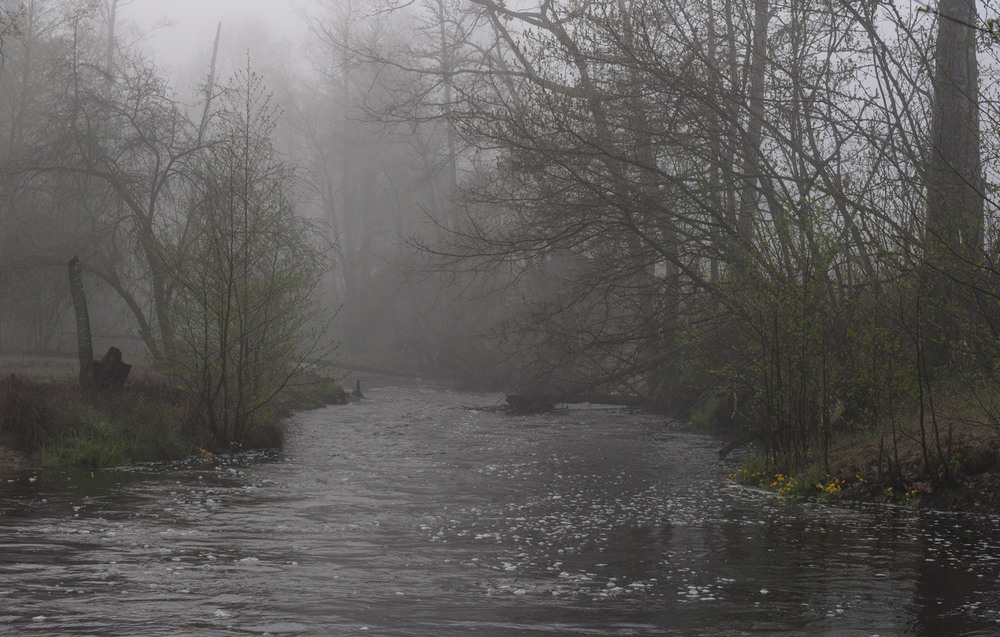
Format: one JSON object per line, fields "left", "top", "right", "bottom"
{"left": 0, "top": 375, "right": 56, "bottom": 452}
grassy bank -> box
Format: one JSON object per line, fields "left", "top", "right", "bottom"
{"left": 725, "top": 417, "right": 1000, "bottom": 513}
{"left": 0, "top": 356, "right": 351, "bottom": 472}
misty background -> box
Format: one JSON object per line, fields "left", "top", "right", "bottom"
{"left": 2, "top": 0, "right": 1000, "bottom": 423}
{"left": 0, "top": 0, "right": 522, "bottom": 389}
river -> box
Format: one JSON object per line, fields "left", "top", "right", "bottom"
{"left": 1, "top": 380, "right": 999, "bottom": 635}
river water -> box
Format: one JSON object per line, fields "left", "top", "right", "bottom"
{"left": 2, "top": 380, "right": 1000, "bottom": 635}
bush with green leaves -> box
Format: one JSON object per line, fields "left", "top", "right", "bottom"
{"left": 168, "top": 61, "right": 328, "bottom": 447}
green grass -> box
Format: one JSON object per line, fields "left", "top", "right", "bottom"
{"left": 0, "top": 353, "right": 351, "bottom": 471}
{"left": 37, "top": 390, "right": 191, "bottom": 470}
{"left": 1, "top": 364, "right": 351, "bottom": 471}
{"left": 40, "top": 417, "right": 130, "bottom": 470}
{"left": 726, "top": 455, "right": 871, "bottom": 500}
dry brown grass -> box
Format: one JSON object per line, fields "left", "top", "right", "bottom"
{"left": 0, "top": 375, "right": 60, "bottom": 452}
{"left": 0, "top": 355, "right": 76, "bottom": 382}
{"left": 820, "top": 407, "right": 1000, "bottom": 510}
{"left": 0, "top": 355, "right": 346, "bottom": 470}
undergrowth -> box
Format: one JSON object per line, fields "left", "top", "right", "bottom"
{"left": 38, "top": 382, "right": 191, "bottom": 470}
{"left": 1, "top": 369, "right": 348, "bottom": 471}
{"left": 728, "top": 439, "right": 947, "bottom": 508}
{"left": 0, "top": 375, "right": 55, "bottom": 452}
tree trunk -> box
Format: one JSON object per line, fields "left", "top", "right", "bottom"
{"left": 738, "top": 0, "right": 770, "bottom": 245}
{"left": 925, "top": 0, "right": 983, "bottom": 366}
{"left": 68, "top": 256, "right": 95, "bottom": 392}
{"left": 927, "top": 0, "right": 983, "bottom": 258}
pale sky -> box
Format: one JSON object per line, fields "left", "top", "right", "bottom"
{"left": 120, "top": 0, "right": 311, "bottom": 75}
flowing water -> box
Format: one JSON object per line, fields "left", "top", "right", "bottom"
{"left": 2, "top": 379, "right": 1000, "bottom": 635}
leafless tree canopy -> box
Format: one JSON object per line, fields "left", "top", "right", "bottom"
{"left": 1, "top": 0, "right": 1000, "bottom": 470}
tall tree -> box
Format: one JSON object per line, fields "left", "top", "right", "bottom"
{"left": 927, "top": 0, "right": 983, "bottom": 261}
{"left": 924, "top": 0, "right": 983, "bottom": 365}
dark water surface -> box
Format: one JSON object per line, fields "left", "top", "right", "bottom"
{"left": 2, "top": 380, "right": 1000, "bottom": 635}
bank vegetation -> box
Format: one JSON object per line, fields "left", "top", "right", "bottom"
{"left": 324, "top": 0, "right": 1000, "bottom": 509}
{"left": 5, "top": 0, "right": 1000, "bottom": 507}
{"left": 0, "top": 357, "right": 349, "bottom": 471}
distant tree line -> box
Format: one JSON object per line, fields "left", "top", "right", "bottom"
{"left": 0, "top": 0, "right": 326, "bottom": 445}
{"left": 2, "top": 0, "right": 999, "bottom": 479}
{"left": 326, "top": 0, "right": 1000, "bottom": 482}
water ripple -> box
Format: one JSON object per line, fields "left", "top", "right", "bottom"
{"left": 1, "top": 380, "right": 998, "bottom": 635}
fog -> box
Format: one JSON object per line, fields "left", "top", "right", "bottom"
{"left": 0, "top": 0, "right": 997, "bottom": 409}
{"left": 121, "top": 0, "right": 308, "bottom": 76}
{"left": 5, "top": 4, "right": 1000, "bottom": 633}
{"left": 0, "top": 0, "right": 533, "bottom": 392}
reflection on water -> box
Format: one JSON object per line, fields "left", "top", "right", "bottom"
{"left": 1, "top": 380, "right": 1000, "bottom": 635}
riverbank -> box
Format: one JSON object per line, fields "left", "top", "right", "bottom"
{"left": 0, "top": 356, "right": 351, "bottom": 473}
{"left": 12, "top": 381, "right": 995, "bottom": 635}
{"left": 726, "top": 419, "right": 1000, "bottom": 513}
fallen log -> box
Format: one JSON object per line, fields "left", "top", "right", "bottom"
{"left": 505, "top": 391, "right": 644, "bottom": 414}
{"left": 505, "top": 394, "right": 557, "bottom": 414}
{"left": 564, "top": 391, "right": 644, "bottom": 407}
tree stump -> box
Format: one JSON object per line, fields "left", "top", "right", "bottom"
{"left": 93, "top": 347, "right": 131, "bottom": 391}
